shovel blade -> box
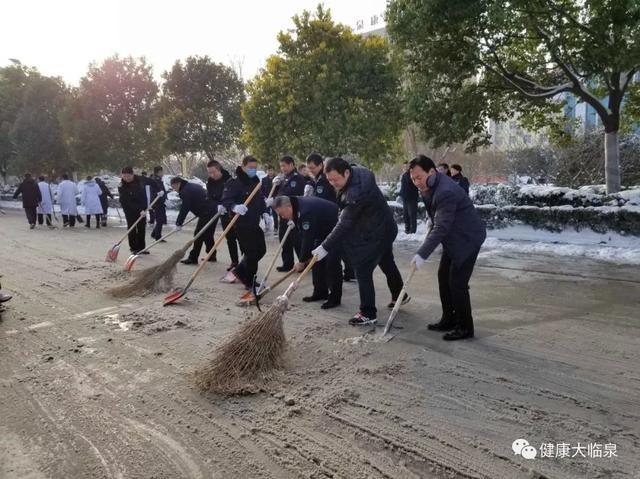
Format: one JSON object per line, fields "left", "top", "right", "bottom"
{"left": 123, "top": 254, "right": 138, "bottom": 271}
{"left": 105, "top": 245, "right": 120, "bottom": 262}
{"left": 163, "top": 287, "right": 185, "bottom": 306}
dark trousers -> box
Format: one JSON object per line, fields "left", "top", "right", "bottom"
{"left": 279, "top": 220, "right": 300, "bottom": 269}
{"left": 311, "top": 246, "right": 342, "bottom": 302}
{"left": 100, "top": 201, "right": 109, "bottom": 226}
{"left": 209, "top": 214, "right": 239, "bottom": 264}
{"left": 271, "top": 208, "right": 279, "bottom": 230}
{"left": 125, "top": 215, "right": 146, "bottom": 253}
{"left": 151, "top": 206, "right": 167, "bottom": 239}
{"left": 24, "top": 207, "right": 37, "bottom": 225}
{"left": 353, "top": 241, "right": 404, "bottom": 319}
{"left": 342, "top": 255, "right": 354, "bottom": 280}
{"left": 37, "top": 213, "right": 52, "bottom": 226}
{"left": 188, "top": 214, "right": 216, "bottom": 261}
{"left": 62, "top": 215, "right": 76, "bottom": 227}
{"left": 86, "top": 215, "right": 101, "bottom": 228}
{"left": 234, "top": 225, "right": 266, "bottom": 288}
{"left": 402, "top": 199, "right": 418, "bottom": 234}
{"left": 438, "top": 249, "right": 480, "bottom": 331}
{"left": 149, "top": 208, "right": 156, "bottom": 224}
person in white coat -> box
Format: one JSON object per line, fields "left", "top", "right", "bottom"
{"left": 57, "top": 174, "right": 79, "bottom": 227}
{"left": 81, "top": 176, "right": 104, "bottom": 228}
{"left": 37, "top": 176, "right": 55, "bottom": 228}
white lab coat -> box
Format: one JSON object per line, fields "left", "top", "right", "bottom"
{"left": 81, "top": 180, "right": 104, "bottom": 215}
{"left": 57, "top": 180, "right": 78, "bottom": 215}
{"left": 37, "top": 181, "right": 54, "bottom": 214}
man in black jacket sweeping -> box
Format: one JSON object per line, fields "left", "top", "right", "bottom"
{"left": 409, "top": 155, "right": 486, "bottom": 341}
{"left": 221, "top": 155, "right": 266, "bottom": 290}
{"left": 149, "top": 166, "right": 167, "bottom": 239}
{"left": 273, "top": 195, "right": 341, "bottom": 309}
{"left": 312, "top": 158, "right": 405, "bottom": 326}
{"left": 169, "top": 176, "right": 216, "bottom": 265}
{"left": 206, "top": 160, "right": 240, "bottom": 268}
{"left": 118, "top": 167, "right": 149, "bottom": 253}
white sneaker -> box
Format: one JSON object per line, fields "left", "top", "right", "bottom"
{"left": 220, "top": 271, "right": 240, "bottom": 284}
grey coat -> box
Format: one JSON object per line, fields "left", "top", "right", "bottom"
{"left": 417, "top": 172, "right": 486, "bottom": 265}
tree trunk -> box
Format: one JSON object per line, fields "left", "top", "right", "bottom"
{"left": 604, "top": 130, "right": 621, "bottom": 194}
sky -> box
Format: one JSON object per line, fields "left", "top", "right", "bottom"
{"left": 1, "top": 0, "right": 387, "bottom": 85}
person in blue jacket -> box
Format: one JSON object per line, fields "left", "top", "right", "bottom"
{"left": 221, "top": 155, "right": 267, "bottom": 289}
{"left": 170, "top": 176, "right": 216, "bottom": 265}
{"left": 409, "top": 155, "right": 486, "bottom": 341}
{"left": 273, "top": 195, "right": 341, "bottom": 309}
{"left": 312, "top": 158, "right": 405, "bottom": 326}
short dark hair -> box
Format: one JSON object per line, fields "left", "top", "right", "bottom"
{"left": 62, "top": 173, "right": 69, "bottom": 180}
{"left": 266, "top": 164, "right": 275, "bottom": 170}
{"left": 170, "top": 176, "right": 183, "bottom": 184}
{"left": 242, "top": 155, "right": 258, "bottom": 166}
{"left": 451, "top": 164, "right": 462, "bottom": 172}
{"left": 207, "top": 159, "right": 221, "bottom": 169}
{"left": 121, "top": 166, "right": 134, "bottom": 174}
{"left": 437, "top": 162, "right": 449, "bottom": 169}
{"left": 141, "top": 171, "right": 148, "bottom": 176}
{"left": 38, "top": 175, "right": 45, "bottom": 181}
{"left": 24, "top": 173, "right": 32, "bottom": 179}
{"left": 153, "top": 166, "right": 163, "bottom": 174}
{"left": 409, "top": 155, "right": 436, "bottom": 172}
{"left": 306, "top": 153, "right": 324, "bottom": 166}
{"left": 324, "top": 157, "right": 351, "bottom": 175}
{"left": 280, "top": 155, "right": 295, "bottom": 166}
{"left": 86, "top": 175, "right": 92, "bottom": 181}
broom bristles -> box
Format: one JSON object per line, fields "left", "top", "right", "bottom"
{"left": 195, "top": 295, "right": 290, "bottom": 394}
{"left": 108, "top": 246, "right": 188, "bottom": 298}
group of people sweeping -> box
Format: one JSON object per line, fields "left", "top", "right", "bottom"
{"left": 12, "top": 173, "right": 115, "bottom": 229}
{"left": 117, "top": 153, "right": 486, "bottom": 342}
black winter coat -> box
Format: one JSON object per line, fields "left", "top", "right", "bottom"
{"left": 95, "top": 178, "right": 113, "bottom": 212}
{"left": 291, "top": 196, "right": 338, "bottom": 261}
{"left": 13, "top": 178, "right": 41, "bottom": 208}
{"left": 150, "top": 174, "right": 167, "bottom": 209}
{"left": 176, "top": 180, "right": 215, "bottom": 225}
{"left": 399, "top": 171, "right": 419, "bottom": 201}
{"left": 206, "top": 168, "right": 231, "bottom": 208}
{"left": 418, "top": 172, "right": 486, "bottom": 266}
{"left": 221, "top": 166, "right": 265, "bottom": 228}
{"left": 312, "top": 172, "right": 337, "bottom": 203}
{"left": 118, "top": 176, "right": 147, "bottom": 219}
{"left": 261, "top": 175, "right": 274, "bottom": 197}
{"left": 321, "top": 167, "right": 397, "bottom": 266}
{"left": 275, "top": 170, "right": 305, "bottom": 197}
{"left": 451, "top": 173, "right": 470, "bottom": 195}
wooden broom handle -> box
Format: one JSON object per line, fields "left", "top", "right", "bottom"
{"left": 267, "top": 181, "right": 278, "bottom": 199}
{"left": 258, "top": 222, "right": 295, "bottom": 291}
{"left": 188, "top": 181, "right": 263, "bottom": 281}
{"left": 283, "top": 256, "right": 318, "bottom": 298}
{"left": 262, "top": 268, "right": 297, "bottom": 293}
{"left": 116, "top": 193, "right": 163, "bottom": 245}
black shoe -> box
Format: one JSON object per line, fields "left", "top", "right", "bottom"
{"left": 180, "top": 258, "right": 198, "bottom": 265}
{"left": 85, "top": 224, "right": 90, "bottom": 228}
{"left": 321, "top": 300, "right": 340, "bottom": 310}
{"left": 443, "top": 328, "right": 474, "bottom": 341}
{"left": 343, "top": 274, "right": 355, "bottom": 282}
{"left": 140, "top": 251, "right": 150, "bottom": 255}
{"left": 159, "top": 239, "right": 167, "bottom": 243}
{"left": 302, "top": 294, "right": 328, "bottom": 303}
{"left": 276, "top": 265, "right": 292, "bottom": 272}
{"left": 387, "top": 293, "right": 410, "bottom": 309}
{"left": 427, "top": 319, "right": 456, "bottom": 332}
{"left": 30, "top": 224, "right": 35, "bottom": 229}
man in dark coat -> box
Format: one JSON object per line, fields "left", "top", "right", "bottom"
{"left": 399, "top": 162, "right": 420, "bottom": 234}
{"left": 149, "top": 166, "right": 167, "bottom": 239}
{"left": 206, "top": 160, "right": 239, "bottom": 267}
{"left": 95, "top": 177, "right": 114, "bottom": 227}
{"left": 141, "top": 171, "right": 156, "bottom": 225}
{"left": 118, "top": 167, "right": 149, "bottom": 253}
{"left": 450, "top": 164, "right": 470, "bottom": 195}
{"left": 306, "top": 152, "right": 354, "bottom": 282}
{"left": 13, "top": 173, "right": 41, "bottom": 229}
{"left": 409, "top": 155, "right": 486, "bottom": 341}
{"left": 313, "top": 158, "right": 405, "bottom": 326}
{"left": 221, "top": 155, "right": 266, "bottom": 289}
{"left": 170, "top": 177, "right": 216, "bottom": 265}
{"left": 274, "top": 195, "right": 341, "bottom": 309}
{"left": 270, "top": 155, "right": 305, "bottom": 271}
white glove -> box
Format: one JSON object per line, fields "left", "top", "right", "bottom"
{"left": 217, "top": 204, "right": 227, "bottom": 215}
{"left": 312, "top": 245, "right": 328, "bottom": 261}
{"left": 157, "top": 191, "right": 165, "bottom": 198}
{"left": 412, "top": 254, "right": 426, "bottom": 269}
{"left": 303, "top": 184, "right": 314, "bottom": 197}
{"left": 262, "top": 212, "right": 271, "bottom": 223}
{"left": 175, "top": 225, "right": 182, "bottom": 232}
{"left": 139, "top": 211, "right": 146, "bottom": 217}
{"left": 273, "top": 175, "right": 283, "bottom": 186}
{"left": 232, "top": 204, "right": 248, "bottom": 216}
{"left": 287, "top": 220, "right": 295, "bottom": 228}
{"left": 265, "top": 197, "right": 274, "bottom": 208}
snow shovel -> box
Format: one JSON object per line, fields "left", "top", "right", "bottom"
{"left": 380, "top": 263, "right": 417, "bottom": 341}
{"left": 163, "top": 182, "right": 262, "bottom": 306}
{"left": 106, "top": 193, "right": 163, "bottom": 263}
{"left": 123, "top": 215, "right": 197, "bottom": 271}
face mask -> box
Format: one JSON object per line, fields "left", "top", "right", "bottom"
{"left": 247, "top": 168, "right": 257, "bottom": 178}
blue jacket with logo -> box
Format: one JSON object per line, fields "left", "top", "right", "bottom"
{"left": 221, "top": 166, "right": 266, "bottom": 228}
{"left": 312, "top": 172, "right": 337, "bottom": 203}
{"left": 290, "top": 196, "right": 338, "bottom": 262}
